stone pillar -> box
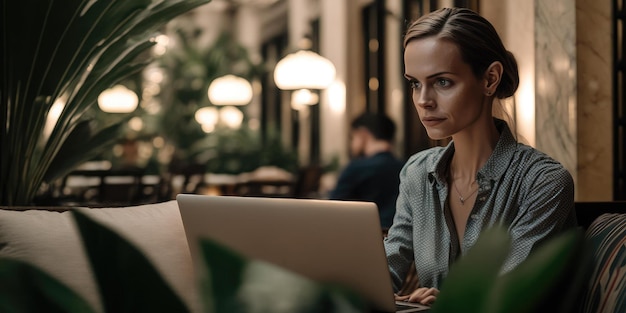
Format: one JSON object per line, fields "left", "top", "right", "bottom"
{"left": 576, "top": 0, "right": 613, "bottom": 200}
{"left": 287, "top": 0, "right": 312, "bottom": 166}
{"left": 385, "top": 0, "right": 405, "bottom": 157}
{"left": 483, "top": 0, "right": 580, "bottom": 197}
{"left": 320, "top": 0, "right": 351, "bottom": 167}
{"left": 235, "top": 4, "right": 263, "bottom": 131}
{"left": 534, "top": 0, "right": 578, "bottom": 183}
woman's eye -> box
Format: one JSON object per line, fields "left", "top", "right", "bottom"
{"left": 435, "top": 78, "right": 451, "bottom": 87}
{"left": 409, "top": 80, "right": 421, "bottom": 89}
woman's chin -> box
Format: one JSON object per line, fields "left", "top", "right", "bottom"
{"left": 425, "top": 129, "right": 449, "bottom": 141}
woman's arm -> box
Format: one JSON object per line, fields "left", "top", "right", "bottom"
{"left": 384, "top": 162, "right": 418, "bottom": 291}
{"left": 504, "top": 163, "right": 576, "bottom": 272}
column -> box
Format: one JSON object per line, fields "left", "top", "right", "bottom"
{"left": 576, "top": 0, "right": 613, "bottom": 200}
{"left": 320, "top": 0, "right": 353, "bottom": 168}
{"left": 534, "top": 0, "right": 577, "bottom": 182}
{"left": 235, "top": 4, "right": 263, "bottom": 130}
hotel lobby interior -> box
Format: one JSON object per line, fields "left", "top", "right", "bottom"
{"left": 1, "top": 1, "right": 625, "bottom": 313}
{"left": 7, "top": 0, "right": 623, "bottom": 207}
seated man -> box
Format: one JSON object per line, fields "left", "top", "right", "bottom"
{"left": 329, "top": 113, "right": 405, "bottom": 230}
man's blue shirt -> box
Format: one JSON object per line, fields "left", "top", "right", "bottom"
{"left": 330, "top": 152, "right": 405, "bottom": 229}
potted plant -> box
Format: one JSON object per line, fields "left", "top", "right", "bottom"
{"left": 0, "top": 0, "right": 211, "bottom": 206}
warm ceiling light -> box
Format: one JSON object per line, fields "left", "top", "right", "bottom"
{"left": 273, "top": 50, "right": 336, "bottom": 90}
{"left": 128, "top": 117, "right": 144, "bottom": 131}
{"left": 207, "top": 74, "right": 253, "bottom": 105}
{"left": 194, "top": 106, "right": 219, "bottom": 126}
{"left": 291, "top": 89, "right": 319, "bottom": 111}
{"left": 97, "top": 85, "right": 139, "bottom": 113}
{"left": 219, "top": 106, "right": 244, "bottom": 129}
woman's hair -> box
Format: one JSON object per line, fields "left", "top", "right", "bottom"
{"left": 404, "top": 7, "right": 519, "bottom": 99}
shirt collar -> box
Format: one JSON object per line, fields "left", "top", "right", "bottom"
{"left": 428, "top": 119, "right": 518, "bottom": 185}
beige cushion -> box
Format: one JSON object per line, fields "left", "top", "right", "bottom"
{"left": 0, "top": 201, "right": 199, "bottom": 313}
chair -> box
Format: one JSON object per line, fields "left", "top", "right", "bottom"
{"left": 576, "top": 202, "right": 626, "bottom": 313}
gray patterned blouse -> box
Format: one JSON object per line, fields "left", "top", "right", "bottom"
{"left": 384, "top": 119, "right": 577, "bottom": 291}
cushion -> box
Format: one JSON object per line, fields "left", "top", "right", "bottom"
{"left": 0, "top": 201, "right": 199, "bottom": 313}
{"left": 580, "top": 213, "right": 626, "bottom": 313}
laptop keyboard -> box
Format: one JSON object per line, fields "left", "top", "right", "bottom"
{"left": 395, "top": 301, "right": 431, "bottom": 312}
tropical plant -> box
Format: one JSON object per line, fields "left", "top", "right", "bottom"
{"left": 430, "top": 226, "right": 590, "bottom": 313}
{"left": 154, "top": 28, "right": 266, "bottom": 166}
{"left": 192, "top": 126, "right": 298, "bottom": 175}
{"left": 0, "top": 210, "right": 366, "bottom": 313}
{"left": 0, "top": 0, "right": 211, "bottom": 205}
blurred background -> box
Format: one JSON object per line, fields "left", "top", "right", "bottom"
{"left": 38, "top": 0, "right": 622, "bottom": 206}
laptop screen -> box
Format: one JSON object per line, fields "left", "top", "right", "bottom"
{"left": 176, "top": 194, "right": 397, "bottom": 312}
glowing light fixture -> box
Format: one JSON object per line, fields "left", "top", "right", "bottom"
{"left": 219, "top": 106, "right": 244, "bottom": 129}
{"left": 128, "top": 117, "right": 144, "bottom": 131}
{"left": 195, "top": 106, "right": 219, "bottom": 126}
{"left": 207, "top": 75, "right": 253, "bottom": 105}
{"left": 291, "top": 89, "right": 319, "bottom": 110}
{"left": 274, "top": 50, "right": 336, "bottom": 90}
{"left": 98, "top": 85, "right": 139, "bottom": 113}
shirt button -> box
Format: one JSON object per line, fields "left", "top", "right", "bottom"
{"left": 470, "top": 214, "right": 479, "bottom": 219}
{"left": 479, "top": 197, "right": 486, "bottom": 201}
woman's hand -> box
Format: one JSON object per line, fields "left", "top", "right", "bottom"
{"left": 395, "top": 287, "right": 439, "bottom": 305}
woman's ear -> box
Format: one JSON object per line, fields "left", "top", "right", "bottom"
{"left": 484, "top": 61, "right": 503, "bottom": 96}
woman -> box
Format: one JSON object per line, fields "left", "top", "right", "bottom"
{"left": 384, "top": 7, "right": 577, "bottom": 305}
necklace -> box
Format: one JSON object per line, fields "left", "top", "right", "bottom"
{"left": 453, "top": 180, "right": 478, "bottom": 205}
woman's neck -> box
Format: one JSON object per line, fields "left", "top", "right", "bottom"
{"left": 449, "top": 120, "right": 500, "bottom": 180}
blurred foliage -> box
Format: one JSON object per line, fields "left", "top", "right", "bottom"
{"left": 190, "top": 127, "right": 298, "bottom": 174}
{"left": 431, "top": 226, "right": 590, "bottom": 313}
{"left": 86, "top": 25, "right": 298, "bottom": 177}
{"left": 156, "top": 28, "right": 266, "bottom": 160}
{"left": 0, "top": 210, "right": 365, "bottom": 313}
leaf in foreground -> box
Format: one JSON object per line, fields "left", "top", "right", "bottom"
{"left": 199, "top": 238, "right": 366, "bottom": 313}
{"left": 72, "top": 210, "right": 190, "bottom": 313}
{"left": 0, "top": 258, "right": 96, "bottom": 313}
{"left": 486, "top": 229, "right": 586, "bottom": 313}
{"left": 431, "top": 226, "right": 512, "bottom": 313}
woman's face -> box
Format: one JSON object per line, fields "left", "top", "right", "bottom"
{"left": 404, "top": 36, "right": 490, "bottom": 140}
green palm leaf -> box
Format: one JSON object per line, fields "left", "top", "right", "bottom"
{"left": 0, "top": 0, "right": 211, "bottom": 205}
{"left": 72, "top": 210, "right": 190, "bottom": 313}
{"left": 199, "top": 238, "right": 366, "bottom": 313}
{"left": 486, "top": 229, "right": 587, "bottom": 313}
{"left": 0, "top": 258, "right": 97, "bottom": 313}
{"left": 43, "top": 118, "right": 128, "bottom": 183}
{"left": 430, "top": 226, "right": 512, "bottom": 313}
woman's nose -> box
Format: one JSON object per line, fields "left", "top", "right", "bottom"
{"left": 414, "top": 88, "right": 434, "bottom": 109}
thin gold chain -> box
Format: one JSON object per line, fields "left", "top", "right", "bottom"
{"left": 452, "top": 180, "right": 478, "bottom": 205}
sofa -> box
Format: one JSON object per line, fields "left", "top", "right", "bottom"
{"left": 0, "top": 201, "right": 199, "bottom": 313}
{"left": 0, "top": 200, "right": 624, "bottom": 313}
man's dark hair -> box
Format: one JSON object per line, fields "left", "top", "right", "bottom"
{"left": 351, "top": 113, "right": 396, "bottom": 141}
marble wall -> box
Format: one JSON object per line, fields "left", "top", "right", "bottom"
{"left": 536, "top": 0, "right": 613, "bottom": 200}
{"left": 484, "top": 0, "right": 613, "bottom": 200}
{"left": 575, "top": 0, "right": 613, "bottom": 200}
{"left": 534, "top": 0, "right": 578, "bottom": 187}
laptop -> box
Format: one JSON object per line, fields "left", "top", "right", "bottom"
{"left": 176, "top": 194, "right": 429, "bottom": 312}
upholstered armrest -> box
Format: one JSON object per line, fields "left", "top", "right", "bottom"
{"left": 579, "top": 213, "right": 626, "bottom": 313}
{"left": 0, "top": 201, "right": 199, "bottom": 313}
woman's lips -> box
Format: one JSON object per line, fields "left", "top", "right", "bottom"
{"left": 421, "top": 117, "right": 445, "bottom": 127}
